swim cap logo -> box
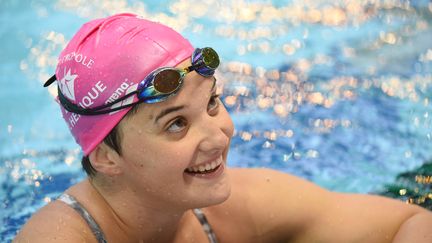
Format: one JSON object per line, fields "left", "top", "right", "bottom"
{"left": 108, "top": 83, "right": 138, "bottom": 115}
{"left": 59, "top": 68, "right": 78, "bottom": 101}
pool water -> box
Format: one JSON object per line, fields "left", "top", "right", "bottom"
{"left": 1, "top": 0, "right": 432, "bottom": 241}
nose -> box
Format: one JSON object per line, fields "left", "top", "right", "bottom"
{"left": 197, "top": 111, "right": 234, "bottom": 154}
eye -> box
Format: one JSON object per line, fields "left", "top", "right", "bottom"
{"left": 208, "top": 94, "right": 220, "bottom": 113}
{"left": 166, "top": 117, "right": 188, "bottom": 133}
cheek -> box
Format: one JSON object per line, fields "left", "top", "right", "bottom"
{"left": 220, "top": 106, "right": 235, "bottom": 138}
{"left": 122, "top": 136, "right": 192, "bottom": 172}
{"left": 156, "top": 144, "right": 195, "bottom": 168}
{"left": 120, "top": 133, "right": 155, "bottom": 168}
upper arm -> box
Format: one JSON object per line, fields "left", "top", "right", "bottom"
{"left": 228, "top": 168, "right": 431, "bottom": 243}
{"left": 14, "top": 201, "right": 97, "bottom": 243}
{"left": 225, "top": 168, "right": 334, "bottom": 242}
{"left": 301, "top": 192, "right": 431, "bottom": 242}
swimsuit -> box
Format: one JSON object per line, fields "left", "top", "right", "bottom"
{"left": 57, "top": 193, "right": 218, "bottom": 243}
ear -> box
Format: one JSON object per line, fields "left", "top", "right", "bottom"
{"left": 88, "top": 143, "right": 123, "bottom": 176}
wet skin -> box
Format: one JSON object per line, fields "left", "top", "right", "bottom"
{"left": 14, "top": 59, "right": 432, "bottom": 243}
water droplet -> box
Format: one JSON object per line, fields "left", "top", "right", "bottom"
{"left": 7, "top": 125, "right": 13, "bottom": 134}
{"left": 404, "top": 151, "right": 412, "bottom": 158}
{"left": 283, "top": 153, "right": 292, "bottom": 161}
{"left": 262, "top": 140, "right": 274, "bottom": 149}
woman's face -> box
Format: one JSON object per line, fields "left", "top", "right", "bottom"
{"left": 115, "top": 59, "right": 234, "bottom": 210}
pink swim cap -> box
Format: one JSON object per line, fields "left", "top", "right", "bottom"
{"left": 54, "top": 13, "right": 194, "bottom": 155}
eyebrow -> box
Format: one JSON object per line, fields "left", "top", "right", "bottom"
{"left": 154, "top": 78, "right": 217, "bottom": 124}
{"left": 154, "top": 105, "right": 185, "bottom": 124}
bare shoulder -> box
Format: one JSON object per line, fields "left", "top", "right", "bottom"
{"left": 14, "top": 200, "right": 96, "bottom": 243}
{"left": 220, "top": 167, "right": 431, "bottom": 242}
{"left": 227, "top": 167, "right": 332, "bottom": 223}
{"left": 227, "top": 167, "right": 331, "bottom": 207}
{"left": 228, "top": 167, "right": 324, "bottom": 189}
{"left": 205, "top": 168, "right": 331, "bottom": 242}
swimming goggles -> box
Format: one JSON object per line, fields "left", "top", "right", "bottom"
{"left": 44, "top": 47, "right": 220, "bottom": 115}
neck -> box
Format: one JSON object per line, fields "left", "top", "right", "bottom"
{"left": 88, "top": 178, "right": 189, "bottom": 243}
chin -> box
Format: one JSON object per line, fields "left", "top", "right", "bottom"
{"left": 195, "top": 171, "right": 232, "bottom": 208}
{"left": 210, "top": 181, "right": 232, "bottom": 205}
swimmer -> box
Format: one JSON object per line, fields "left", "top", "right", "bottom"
{"left": 15, "top": 13, "right": 432, "bottom": 243}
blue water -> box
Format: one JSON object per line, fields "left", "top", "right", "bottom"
{"left": 1, "top": 0, "right": 432, "bottom": 241}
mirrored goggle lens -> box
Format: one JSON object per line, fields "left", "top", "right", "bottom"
{"left": 202, "top": 48, "right": 219, "bottom": 69}
{"left": 153, "top": 69, "right": 182, "bottom": 94}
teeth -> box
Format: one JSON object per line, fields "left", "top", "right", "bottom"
{"left": 186, "top": 157, "right": 222, "bottom": 173}
{"left": 199, "top": 165, "right": 206, "bottom": 172}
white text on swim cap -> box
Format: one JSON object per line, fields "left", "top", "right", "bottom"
{"left": 68, "top": 113, "right": 80, "bottom": 129}
{"left": 67, "top": 81, "right": 107, "bottom": 129}
{"left": 78, "top": 81, "right": 107, "bottom": 108}
{"left": 59, "top": 51, "right": 95, "bottom": 69}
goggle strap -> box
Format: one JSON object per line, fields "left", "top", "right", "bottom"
{"left": 90, "top": 95, "right": 160, "bottom": 115}
{"left": 185, "top": 67, "right": 194, "bottom": 75}
{"left": 57, "top": 86, "right": 139, "bottom": 115}
{"left": 92, "top": 101, "right": 139, "bottom": 115}
{"left": 44, "top": 75, "right": 57, "bottom": 87}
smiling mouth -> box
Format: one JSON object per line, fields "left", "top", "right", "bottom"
{"left": 185, "top": 157, "right": 223, "bottom": 175}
